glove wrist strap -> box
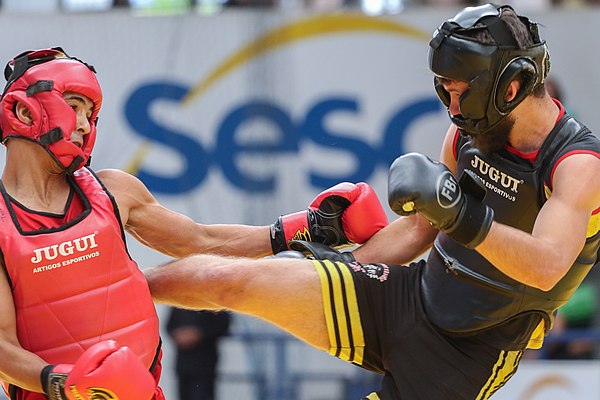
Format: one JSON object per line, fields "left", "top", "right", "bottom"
{"left": 445, "top": 194, "right": 494, "bottom": 248}
{"left": 270, "top": 217, "right": 288, "bottom": 254}
{"left": 43, "top": 365, "right": 69, "bottom": 400}
{"left": 41, "top": 365, "right": 53, "bottom": 395}
{"left": 270, "top": 211, "right": 311, "bottom": 254}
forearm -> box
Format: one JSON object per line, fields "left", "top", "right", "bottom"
{"left": 192, "top": 224, "right": 272, "bottom": 258}
{"left": 353, "top": 215, "right": 437, "bottom": 265}
{"left": 476, "top": 221, "right": 582, "bottom": 291}
{"left": 0, "top": 340, "right": 47, "bottom": 393}
{"left": 476, "top": 155, "right": 600, "bottom": 291}
{"left": 129, "top": 223, "right": 272, "bottom": 259}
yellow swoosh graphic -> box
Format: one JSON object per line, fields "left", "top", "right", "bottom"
{"left": 127, "top": 13, "right": 430, "bottom": 175}
{"left": 519, "top": 374, "right": 574, "bottom": 399}
{"left": 182, "top": 13, "right": 430, "bottom": 105}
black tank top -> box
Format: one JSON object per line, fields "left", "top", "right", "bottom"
{"left": 421, "top": 113, "right": 600, "bottom": 350}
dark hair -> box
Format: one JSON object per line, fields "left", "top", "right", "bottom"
{"left": 471, "top": 8, "right": 534, "bottom": 47}
{"left": 465, "top": 7, "right": 546, "bottom": 97}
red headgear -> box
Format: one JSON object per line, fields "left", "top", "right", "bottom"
{"left": 0, "top": 47, "right": 102, "bottom": 173}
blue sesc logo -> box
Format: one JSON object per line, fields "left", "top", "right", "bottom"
{"left": 123, "top": 14, "right": 443, "bottom": 194}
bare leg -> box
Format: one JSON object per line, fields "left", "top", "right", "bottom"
{"left": 144, "top": 254, "right": 329, "bottom": 351}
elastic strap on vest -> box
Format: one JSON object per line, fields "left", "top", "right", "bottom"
{"left": 149, "top": 337, "right": 162, "bottom": 374}
{"left": 0, "top": 248, "right": 12, "bottom": 291}
{"left": 7, "top": 383, "right": 17, "bottom": 400}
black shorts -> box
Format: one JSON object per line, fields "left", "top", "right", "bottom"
{"left": 311, "top": 259, "right": 523, "bottom": 400}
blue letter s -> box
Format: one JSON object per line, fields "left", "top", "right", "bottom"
{"left": 125, "top": 82, "right": 209, "bottom": 194}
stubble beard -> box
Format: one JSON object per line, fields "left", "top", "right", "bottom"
{"left": 468, "top": 116, "right": 515, "bottom": 154}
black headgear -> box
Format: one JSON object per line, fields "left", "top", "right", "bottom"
{"left": 428, "top": 3, "right": 550, "bottom": 136}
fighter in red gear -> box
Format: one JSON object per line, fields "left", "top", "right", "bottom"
{"left": 0, "top": 47, "right": 387, "bottom": 399}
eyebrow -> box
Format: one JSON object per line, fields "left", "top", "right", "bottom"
{"left": 66, "top": 95, "right": 94, "bottom": 114}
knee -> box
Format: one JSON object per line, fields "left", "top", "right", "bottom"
{"left": 146, "top": 254, "right": 254, "bottom": 310}
{"left": 198, "top": 258, "right": 257, "bottom": 310}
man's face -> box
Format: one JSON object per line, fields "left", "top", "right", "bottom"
{"left": 63, "top": 91, "right": 94, "bottom": 148}
{"left": 436, "top": 77, "right": 468, "bottom": 118}
{"left": 438, "top": 78, "right": 513, "bottom": 153}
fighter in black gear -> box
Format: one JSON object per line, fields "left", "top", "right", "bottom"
{"left": 144, "top": 5, "right": 600, "bottom": 400}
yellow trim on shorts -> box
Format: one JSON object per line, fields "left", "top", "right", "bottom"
{"left": 365, "top": 392, "right": 381, "bottom": 399}
{"left": 587, "top": 212, "right": 600, "bottom": 238}
{"left": 526, "top": 319, "right": 546, "bottom": 349}
{"left": 475, "top": 350, "right": 522, "bottom": 400}
{"left": 312, "top": 259, "right": 365, "bottom": 365}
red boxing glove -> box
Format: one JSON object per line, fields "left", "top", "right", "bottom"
{"left": 270, "top": 182, "right": 388, "bottom": 253}
{"left": 42, "top": 340, "right": 155, "bottom": 400}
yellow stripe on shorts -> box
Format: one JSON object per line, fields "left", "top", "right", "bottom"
{"left": 525, "top": 320, "right": 546, "bottom": 349}
{"left": 365, "top": 392, "right": 381, "bottom": 399}
{"left": 312, "top": 259, "right": 365, "bottom": 365}
{"left": 476, "top": 350, "right": 523, "bottom": 400}
{"left": 587, "top": 212, "right": 600, "bottom": 238}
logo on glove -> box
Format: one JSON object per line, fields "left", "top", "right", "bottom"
{"left": 290, "top": 227, "right": 312, "bottom": 243}
{"left": 70, "top": 386, "right": 118, "bottom": 400}
{"left": 436, "top": 171, "right": 461, "bottom": 209}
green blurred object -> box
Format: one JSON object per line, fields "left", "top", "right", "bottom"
{"left": 558, "top": 282, "right": 598, "bottom": 325}
{"left": 130, "top": 0, "right": 192, "bottom": 14}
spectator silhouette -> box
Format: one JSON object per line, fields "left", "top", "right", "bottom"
{"left": 167, "top": 309, "right": 231, "bottom": 400}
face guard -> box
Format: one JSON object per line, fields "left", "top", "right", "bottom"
{"left": 428, "top": 3, "right": 549, "bottom": 136}
{"left": 0, "top": 47, "right": 102, "bottom": 173}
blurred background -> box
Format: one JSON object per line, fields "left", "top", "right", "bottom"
{"left": 0, "top": 1, "right": 599, "bottom": 399}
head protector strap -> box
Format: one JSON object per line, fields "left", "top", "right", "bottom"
{"left": 0, "top": 47, "right": 102, "bottom": 173}
{"left": 429, "top": 3, "right": 550, "bottom": 136}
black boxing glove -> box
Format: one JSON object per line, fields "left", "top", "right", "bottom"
{"left": 387, "top": 152, "right": 494, "bottom": 248}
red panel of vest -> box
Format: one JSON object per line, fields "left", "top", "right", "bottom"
{"left": 0, "top": 168, "right": 159, "bottom": 369}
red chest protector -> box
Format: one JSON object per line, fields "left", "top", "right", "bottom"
{"left": 0, "top": 168, "right": 159, "bottom": 369}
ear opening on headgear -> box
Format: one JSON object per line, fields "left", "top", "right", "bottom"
{"left": 495, "top": 57, "right": 538, "bottom": 113}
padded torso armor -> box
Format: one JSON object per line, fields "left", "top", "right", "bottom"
{"left": 421, "top": 114, "right": 600, "bottom": 349}
{"left": 0, "top": 167, "right": 159, "bottom": 369}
